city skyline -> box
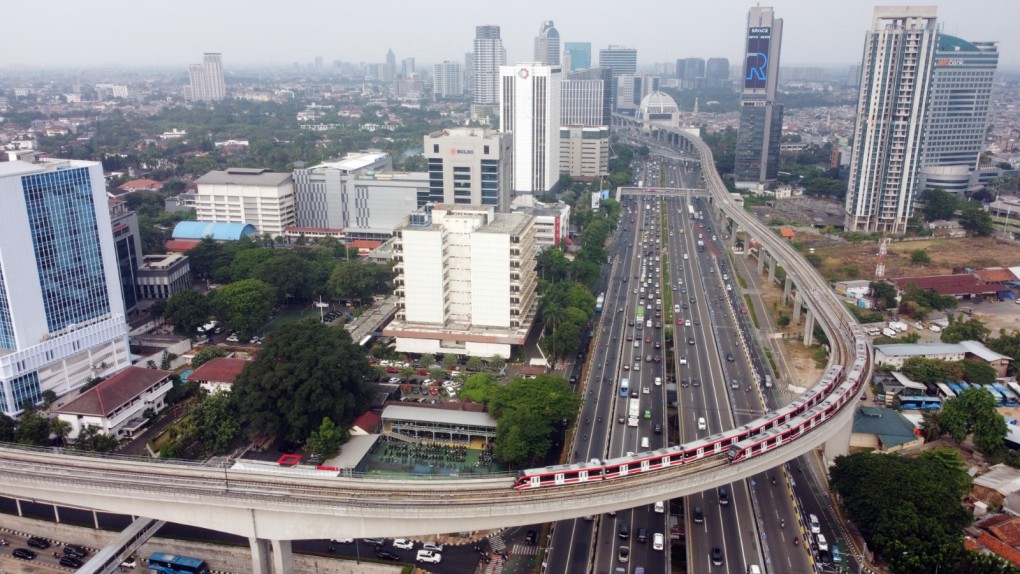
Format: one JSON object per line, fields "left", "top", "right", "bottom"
{"left": 4, "top": 0, "right": 1018, "bottom": 70}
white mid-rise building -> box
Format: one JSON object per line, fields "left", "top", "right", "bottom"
{"left": 560, "top": 125, "right": 610, "bottom": 179}
{"left": 195, "top": 168, "right": 296, "bottom": 237}
{"left": 500, "top": 62, "right": 561, "bottom": 196}
{"left": 188, "top": 52, "right": 226, "bottom": 102}
{"left": 385, "top": 204, "right": 538, "bottom": 358}
{"left": 423, "top": 128, "right": 513, "bottom": 211}
{"left": 0, "top": 159, "right": 131, "bottom": 415}
{"left": 433, "top": 61, "right": 464, "bottom": 100}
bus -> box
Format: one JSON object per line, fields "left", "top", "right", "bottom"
{"left": 687, "top": 204, "right": 695, "bottom": 217}
{"left": 995, "top": 384, "right": 1019, "bottom": 406}
{"left": 983, "top": 385, "right": 1006, "bottom": 406}
{"left": 636, "top": 306, "right": 646, "bottom": 324}
{"left": 628, "top": 398, "right": 641, "bottom": 427}
{"left": 898, "top": 396, "right": 943, "bottom": 411}
{"left": 948, "top": 382, "right": 964, "bottom": 396}
{"left": 595, "top": 293, "right": 605, "bottom": 313}
{"left": 147, "top": 553, "right": 210, "bottom": 574}
{"left": 935, "top": 382, "right": 957, "bottom": 399}
{"left": 620, "top": 378, "right": 630, "bottom": 397}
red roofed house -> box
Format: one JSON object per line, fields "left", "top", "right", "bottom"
{"left": 351, "top": 411, "right": 382, "bottom": 435}
{"left": 51, "top": 366, "right": 174, "bottom": 441}
{"left": 779, "top": 227, "right": 796, "bottom": 240}
{"left": 165, "top": 239, "right": 202, "bottom": 253}
{"left": 188, "top": 357, "right": 251, "bottom": 394}
{"left": 890, "top": 274, "right": 999, "bottom": 299}
{"left": 117, "top": 178, "right": 163, "bottom": 194}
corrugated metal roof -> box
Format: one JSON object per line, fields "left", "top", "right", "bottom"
{"left": 172, "top": 221, "right": 258, "bottom": 241}
{"left": 381, "top": 404, "right": 497, "bottom": 428}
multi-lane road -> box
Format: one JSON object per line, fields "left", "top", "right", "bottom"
{"left": 546, "top": 150, "right": 826, "bottom": 574}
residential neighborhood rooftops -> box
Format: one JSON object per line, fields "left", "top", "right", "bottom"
{"left": 52, "top": 367, "right": 173, "bottom": 417}
{"left": 890, "top": 274, "right": 998, "bottom": 297}
{"left": 852, "top": 406, "right": 919, "bottom": 449}
{"left": 188, "top": 358, "right": 250, "bottom": 384}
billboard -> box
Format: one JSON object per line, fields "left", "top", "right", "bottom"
{"left": 744, "top": 27, "right": 771, "bottom": 90}
{"left": 591, "top": 192, "right": 601, "bottom": 210}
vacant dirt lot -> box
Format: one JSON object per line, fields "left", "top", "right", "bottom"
{"left": 811, "top": 236, "right": 1014, "bottom": 282}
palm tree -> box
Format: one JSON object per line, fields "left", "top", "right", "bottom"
{"left": 489, "top": 355, "right": 507, "bottom": 372}
{"left": 920, "top": 411, "right": 944, "bottom": 442}
{"left": 50, "top": 419, "right": 72, "bottom": 447}
{"left": 541, "top": 302, "right": 566, "bottom": 336}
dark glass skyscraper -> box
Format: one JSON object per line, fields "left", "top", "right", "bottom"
{"left": 734, "top": 7, "right": 783, "bottom": 189}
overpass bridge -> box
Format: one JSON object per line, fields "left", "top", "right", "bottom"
{"left": 0, "top": 128, "right": 869, "bottom": 573}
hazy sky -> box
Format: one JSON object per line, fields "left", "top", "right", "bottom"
{"left": 5, "top": 0, "right": 1017, "bottom": 70}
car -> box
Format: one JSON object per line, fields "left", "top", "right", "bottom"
{"left": 711, "top": 547, "right": 724, "bottom": 566}
{"left": 416, "top": 550, "right": 442, "bottom": 564}
{"left": 730, "top": 379, "right": 739, "bottom": 389}
{"left": 654, "top": 500, "right": 665, "bottom": 513}
{"left": 121, "top": 557, "right": 138, "bottom": 568}
{"left": 364, "top": 538, "right": 386, "bottom": 547}
{"left": 809, "top": 513, "right": 821, "bottom": 534}
{"left": 13, "top": 548, "right": 36, "bottom": 560}
{"left": 226, "top": 333, "right": 239, "bottom": 342}
{"left": 653, "top": 532, "right": 664, "bottom": 550}
{"left": 619, "top": 522, "right": 630, "bottom": 539}
{"left": 643, "top": 386, "right": 650, "bottom": 394}
{"left": 682, "top": 302, "right": 689, "bottom": 309}
{"left": 679, "top": 355, "right": 687, "bottom": 365}
{"left": 681, "top": 378, "right": 689, "bottom": 388}
{"left": 645, "top": 337, "right": 652, "bottom": 343}
{"left": 389, "top": 377, "right": 401, "bottom": 383}
{"left": 681, "top": 287, "right": 687, "bottom": 294}
{"left": 646, "top": 354, "right": 652, "bottom": 362}
{"left": 697, "top": 417, "right": 706, "bottom": 430}
{"left": 685, "top": 319, "right": 691, "bottom": 327}
{"left": 525, "top": 529, "right": 538, "bottom": 545}
{"left": 633, "top": 363, "right": 641, "bottom": 371}
{"left": 630, "top": 388, "right": 638, "bottom": 398}
{"left": 626, "top": 335, "right": 633, "bottom": 341}
{"left": 718, "top": 486, "right": 730, "bottom": 505}
{"left": 831, "top": 545, "right": 843, "bottom": 564}
{"left": 618, "top": 416, "right": 626, "bottom": 424}
{"left": 683, "top": 253, "right": 689, "bottom": 260}
{"left": 421, "top": 542, "right": 444, "bottom": 552}
{"left": 816, "top": 534, "right": 829, "bottom": 552}
{"left": 623, "top": 365, "right": 630, "bottom": 371}
{"left": 637, "top": 528, "right": 648, "bottom": 543}
{"left": 654, "top": 376, "right": 662, "bottom": 386}
{"left": 688, "top": 337, "right": 695, "bottom": 345}
{"left": 377, "top": 550, "right": 401, "bottom": 561}
{"left": 618, "top": 546, "right": 630, "bottom": 563}
{"left": 654, "top": 355, "right": 661, "bottom": 363}
{"left": 726, "top": 352, "right": 734, "bottom": 362}
{"left": 689, "top": 297, "right": 696, "bottom": 304}
{"left": 63, "top": 544, "right": 88, "bottom": 558}
{"left": 60, "top": 556, "right": 83, "bottom": 568}
{"left": 643, "top": 410, "right": 652, "bottom": 419}
{"left": 694, "top": 318, "right": 701, "bottom": 326}
{"left": 693, "top": 506, "right": 704, "bottom": 523}
{"left": 330, "top": 538, "right": 354, "bottom": 544}
{"left": 677, "top": 318, "right": 684, "bottom": 325}
{"left": 26, "top": 537, "right": 49, "bottom": 550}
{"left": 393, "top": 539, "right": 414, "bottom": 550}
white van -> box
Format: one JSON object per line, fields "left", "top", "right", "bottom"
{"left": 697, "top": 417, "right": 707, "bottom": 431}
{"left": 640, "top": 436, "right": 650, "bottom": 449}
{"left": 748, "top": 566, "right": 762, "bottom": 574}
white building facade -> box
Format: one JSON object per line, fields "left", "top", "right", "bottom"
{"left": 188, "top": 53, "right": 226, "bottom": 102}
{"left": 52, "top": 366, "right": 174, "bottom": 440}
{"left": 433, "top": 61, "right": 464, "bottom": 100}
{"left": 845, "top": 7, "right": 939, "bottom": 233}
{"left": 0, "top": 159, "right": 131, "bottom": 415}
{"left": 195, "top": 168, "right": 296, "bottom": 237}
{"left": 423, "top": 128, "right": 513, "bottom": 211}
{"left": 500, "top": 63, "right": 561, "bottom": 196}
{"left": 385, "top": 205, "right": 538, "bottom": 358}
{"left": 560, "top": 125, "right": 610, "bottom": 179}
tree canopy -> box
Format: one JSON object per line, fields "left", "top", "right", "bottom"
{"left": 941, "top": 315, "right": 990, "bottom": 344}
{"left": 164, "top": 290, "right": 211, "bottom": 335}
{"left": 919, "top": 188, "right": 958, "bottom": 222}
{"left": 327, "top": 260, "right": 393, "bottom": 302}
{"left": 937, "top": 387, "right": 1008, "bottom": 454}
{"left": 488, "top": 374, "right": 580, "bottom": 467}
{"left": 231, "top": 319, "right": 372, "bottom": 444}
{"left": 210, "top": 279, "right": 275, "bottom": 338}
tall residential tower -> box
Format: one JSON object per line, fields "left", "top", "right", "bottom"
{"left": 187, "top": 53, "right": 225, "bottom": 102}
{"left": 472, "top": 25, "right": 506, "bottom": 121}
{"left": 845, "top": 6, "right": 939, "bottom": 233}
{"left": 734, "top": 7, "right": 783, "bottom": 189}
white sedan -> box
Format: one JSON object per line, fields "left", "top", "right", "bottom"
{"left": 393, "top": 539, "right": 414, "bottom": 550}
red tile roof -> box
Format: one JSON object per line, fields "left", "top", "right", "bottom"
{"left": 779, "top": 227, "right": 796, "bottom": 238}
{"left": 165, "top": 239, "right": 202, "bottom": 252}
{"left": 976, "top": 267, "right": 1017, "bottom": 283}
{"left": 974, "top": 532, "right": 1020, "bottom": 567}
{"left": 53, "top": 367, "right": 173, "bottom": 417}
{"left": 118, "top": 178, "right": 163, "bottom": 191}
{"left": 189, "top": 358, "right": 250, "bottom": 384}
{"left": 986, "top": 515, "right": 1020, "bottom": 548}
{"left": 350, "top": 239, "right": 382, "bottom": 251}
{"left": 890, "top": 274, "right": 998, "bottom": 297}
{"left": 352, "top": 411, "right": 382, "bottom": 433}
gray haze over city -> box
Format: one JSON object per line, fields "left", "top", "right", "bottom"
{"left": 4, "top": 0, "right": 1018, "bottom": 69}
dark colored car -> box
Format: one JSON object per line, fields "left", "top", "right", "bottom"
{"left": 726, "top": 352, "right": 734, "bottom": 362}
{"left": 525, "top": 530, "right": 537, "bottom": 545}
{"left": 63, "top": 544, "right": 87, "bottom": 558}
{"left": 653, "top": 423, "right": 662, "bottom": 434}
{"left": 26, "top": 538, "right": 49, "bottom": 550}
{"left": 618, "top": 522, "right": 630, "bottom": 539}
{"left": 60, "top": 556, "right": 83, "bottom": 568}
{"left": 711, "top": 547, "right": 724, "bottom": 566}
{"left": 376, "top": 550, "right": 401, "bottom": 561}
{"left": 12, "top": 548, "right": 36, "bottom": 560}
{"left": 637, "top": 528, "right": 648, "bottom": 543}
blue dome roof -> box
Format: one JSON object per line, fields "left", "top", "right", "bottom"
{"left": 172, "top": 221, "right": 258, "bottom": 241}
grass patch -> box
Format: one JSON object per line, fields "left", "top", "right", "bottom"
{"left": 261, "top": 304, "right": 324, "bottom": 334}
{"left": 764, "top": 348, "right": 779, "bottom": 377}
{"left": 742, "top": 294, "right": 760, "bottom": 328}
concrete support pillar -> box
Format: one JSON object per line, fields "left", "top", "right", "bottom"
{"left": 53, "top": 504, "right": 60, "bottom": 523}
{"left": 792, "top": 291, "right": 803, "bottom": 323}
{"left": 728, "top": 230, "right": 737, "bottom": 251}
{"left": 757, "top": 250, "right": 766, "bottom": 275}
{"left": 803, "top": 310, "right": 815, "bottom": 346}
{"left": 824, "top": 412, "right": 854, "bottom": 462}
{"left": 767, "top": 257, "right": 777, "bottom": 286}
{"left": 271, "top": 539, "right": 293, "bottom": 574}
{"left": 93, "top": 510, "right": 99, "bottom": 530}
{"left": 783, "top": 276, "right": 793, "bottom": 304}
{"left": 249, "top": 538, "right": 272, "bottom": 574}
{"left": 15, "top": 499, "right": 21, "bottom": 517}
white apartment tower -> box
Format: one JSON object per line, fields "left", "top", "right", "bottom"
{"left": 188, "top": 53, "right": 226, "bottom": 102}
{"left": 500, "top": 63, "right": 562, "bottom": 196}
{"left": 195, "top": 168, "right": 296, "bottom": 237}
{"left": 0, "top": 159, "right": 131, "bottom": 415}
{"left": 423, "top": 128, "right": 513, "bottom": 211}
{"left": 385, "top": 204, "right": 538, "bottom": 358}
{"left": 433, "top": 61, "right": 464, "bottom": 100}
{"left": 844, "top": 6, "right": 939, "bottom": 234}
{"left": 472, "top": 25, "right": 506, "bottom": 120}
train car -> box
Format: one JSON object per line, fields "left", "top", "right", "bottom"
{"left": 514, "top": 461, "right": 605, "bottom": 490}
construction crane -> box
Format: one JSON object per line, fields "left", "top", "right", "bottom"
{"left": 874, "top": 232, "right": 891, "bottom": 280}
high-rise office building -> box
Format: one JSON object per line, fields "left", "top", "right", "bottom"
{"left": 433, "top": 61, "right": 464, "bottom": 100}
{"left": 675, "top": 58, "right": 706, "bottom": 88}
{"left": 473, "top": 25, "right": 506, "bottom": 120}
{"left": 385, "top": 49, "right": 397, "bottom": 82}
{"left": 500, "top": 63, "right": 562, "bottom": 196}
{"left": 534, "top": 20, "right": 561, "bottom": 66}
{"left": 918, "top": 35, "right": 999, "bottom": 194}
{"left": 734, "top": 7, "right": 784, "bottom": 189}
{"left": 195, "top": 168, "right": 297, "bottom": 237}
{"left": 561, "top": 67, "right": 612, "bottom": 127}
{"left": 564, "top": 42, "right": 591, "bottom": 72}
{"left": 599, "top": 45, "right": 637, "bottom": 79}
{"left": 845, "top": 6, "right": 938, "bottom": 234}
{"left": 0, "top": 159, "right": 131, "bottom": 415}
{"left": 385, "top": 204, "right": 538, "bottom": 358}
{"left": 705, "top": 57, "right": 730, "bottom": 88}
{"left": 560, "top": 126, "right": 610, "bottom": 179}
{"left": 616, "top": 73, "right": 660, "bottom": 112}
{"left": 187, "top": 53, "right": 225, "bottom": 102}
{"left": 424, "top": 128, "right": 513, "bottom": 211}
{"left": 464, "top": 52, "right": 474, "bottom": 93}
{"left": 402, "top": 58, "right": 416, "bottom": 78}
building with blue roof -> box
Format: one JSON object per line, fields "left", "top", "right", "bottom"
{"left": 172, "top": 221, "right": 257, "bottom": 241}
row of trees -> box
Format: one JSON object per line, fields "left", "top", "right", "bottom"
{"left": 831, "top": 449, "right": 1017, "bottom": 574}
{"left": 899, "top": 356, "right": 998, "bottom": 387}
{"left": 459, "top": 373, "right": 579, "bottom": 467}
{"left": 918, "top": 188, "right": 995, "bottom": 236}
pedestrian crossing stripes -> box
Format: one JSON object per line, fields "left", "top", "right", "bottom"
{"left": 511, "top": 543, "right": 538, "bottom": 556}
{"left": 487, "top": 532, "right": 506, "bottom": 553}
